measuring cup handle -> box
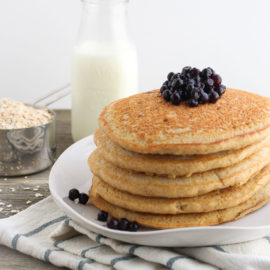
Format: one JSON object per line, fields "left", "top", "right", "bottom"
{"left": 33, "top": 83, "right": 71, "bottom": 107}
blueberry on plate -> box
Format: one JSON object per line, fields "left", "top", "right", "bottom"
{"left": 97, "top": 210, "right": 108, "bottom": 222}
{"left": 68, "top": 188, "right": 80, "bottom": 201}
{"left": 118, "top": 218, "right": 129, "bottom": 231}
{"left": 107, "top": 216, "right": 119, "bottom": 229}
{"left": 127, "top": 221, "right": 139, "bottom": 232}
{"left": 79, "top": 193, "right": 89, "bottom": 204}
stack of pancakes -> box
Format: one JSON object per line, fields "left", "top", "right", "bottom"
{"left": 88, "top": 88, "right": 270, "bottom": 229}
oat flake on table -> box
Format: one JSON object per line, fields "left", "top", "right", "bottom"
{"left": 0, "top": 98, "right": 53, "bottom": 129}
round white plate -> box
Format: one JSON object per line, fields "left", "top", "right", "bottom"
{"left": 49, "top": 135, "right": 270, "bottom": 247}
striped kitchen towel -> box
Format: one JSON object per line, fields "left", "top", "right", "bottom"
{"left": 1, "top": 197, "right": 270, "bottom": 270}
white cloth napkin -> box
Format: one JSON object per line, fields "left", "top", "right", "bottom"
{"left": 1, "top": 196, "right": 270, "bottom": 270}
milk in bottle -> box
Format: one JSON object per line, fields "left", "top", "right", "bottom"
{"left": 71, "top": 0, "right": 138, "bottom": 141}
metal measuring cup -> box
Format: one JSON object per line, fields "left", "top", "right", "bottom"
{"left": 0, "top": 84, "right": 70, "bottom": 176}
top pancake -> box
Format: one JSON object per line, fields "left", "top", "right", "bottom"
{"left": 99, "top": 88, "right": 270, "bottom": 155}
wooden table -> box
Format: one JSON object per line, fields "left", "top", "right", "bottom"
{"left": 0, "top": 110, "right": 73, "bottom": 270}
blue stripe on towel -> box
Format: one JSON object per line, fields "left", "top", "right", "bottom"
{"left": 81, "top": 245, "right": 105, "bottom": 258}
{"left": 65, "top": 218, "right": 71, "bottom": 225}
{"left": 264, "top": 236, "right": 270, "bottom": 243}
{"left": 166, "top": 255, "right": 186, "bottom": 268}
{"left": 78, "top": 259, "right": 95, "bottom": 270}
{"left": 11, "top": 215, "right": 67, "bottom": 249}
{"left": 11, "top": 234, "right": 21, "bottom": 249}
{"left": 212, "top": 245, "right": 227, "bottom": 252}
{"left": 54, "top": 233, "right": 81, "bottom": 247}
{"left": 24, "top": 215, "right": 67, "bottom": 237}
{"left": 95, "top": 234, "right": 103, "bottom": 243}
{"left": 44, "top": 248, "right": 64, "bottom": 262}
{"left": 129, "top": 245, "right": 141, "bottom": 255}
{"left": 111, "top": 255, "right": 135, "bottom": 266}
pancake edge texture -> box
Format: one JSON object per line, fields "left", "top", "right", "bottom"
{"left": 89, "top": 182, "right": 270, "bottom": 229}
{"left": 95, "top": 128, "right": 269, "bottom": 176}
{"left": 99, "top": 89, "right": 270, "bottom": 155}
{"left": 91, "top": 164, "right": 270, "bottom": 214}
{"left": 88, "top": 145, "right": 270, "bottom": 198}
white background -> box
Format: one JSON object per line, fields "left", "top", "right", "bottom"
{"left": 0, "top": 0, "right": 270, "bottom": 108}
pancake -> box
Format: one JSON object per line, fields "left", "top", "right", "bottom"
{"left": 95, "top": 128, "right": 268, "bottom": 177}
{"left": 89, "top": 181, "right": 270, "bottom": 229}
{"left": 91, "top": 164, "right": 270, "bottom": 214}
{"left": 99, "top": 89, "right": 270, "bottom": 155}
{"left": 89, "top": 145, "right": 270, "bottom": 198}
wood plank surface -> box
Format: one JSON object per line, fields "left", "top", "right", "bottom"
{"left": 0, "top": 110, "right": 73, "bottom": 270}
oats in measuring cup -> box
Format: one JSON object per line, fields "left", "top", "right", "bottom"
{"left": 0, "top": 98, "right": 53, "bottom": 129}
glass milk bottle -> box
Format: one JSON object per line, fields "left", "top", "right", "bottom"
{"left": 71, "top": 0, "right": 138, "bottom": 141}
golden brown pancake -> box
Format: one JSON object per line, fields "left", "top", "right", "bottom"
{"left": 95, "top": 128, "right": 269, "bottom": 177}
{"left": 91, "top": 164, "right": 270, "bottom": 214}
{"left": 99, "top": 89, "right": 270, "bottom": 155}
{"left": 89, "top": 146, "right": 270, "bottom": 198}
{"left": 89, "top": 181, "right": 270, "bottom": 229}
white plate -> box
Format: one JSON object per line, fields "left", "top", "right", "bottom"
{"left": 49, "top": 135, "right": 270, "bottom": 247}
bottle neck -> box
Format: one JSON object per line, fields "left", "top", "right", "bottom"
{"left": 77, "top": 0, "right": 130, "bottom": 45}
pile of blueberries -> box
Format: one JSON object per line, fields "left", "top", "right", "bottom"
{"left": 160, "top": 67, "right": 226, "bottom": 107}
{"left": 68, "top": 189, "right": 139, "bottom": 232}
{"left": 68, "top": 188, "right": 89, "bottom": 204}
{"left": 98, "top": 210, "right": 139, "bottom": 232}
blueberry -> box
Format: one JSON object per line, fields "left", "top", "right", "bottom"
{"left": 206, "top": 78, "right": 214, "bottom": 87}
{"left": 97, "top": 211, "right": 108, "bottom": 222}
{"left": 167, "top": 72, "right": 175, "bottom": 81}
{"left": 212, "top": 74, "right": 222, "bottom": 85}
{"left": 200, "top": 91, "right": 209, "bottom": 103}
{"left": 172, "top": 73, "right": 179, "bottom": 80}
{"left": 186, "top": 83, "right": 194, "bottom": 92}
{"left": 79, "top": 193, "right": 89, "bottom": 204}
{"left": 207, "top": 67, "right": 214, "bottom": 75}
{"left": 68, "top": 188, "right": 80, "bottom": 201}
{"left": 118, "top": 218, "right": 129, "bottom": 231}
{"left": 191, "top": 67, "right": 200, "bottom": 76}
{"left": 178, "top": 78, "right": 184, "bottom": 86}
{"left": 179, "top": 74, "right": 186, "bottom": 80}
{"left": 162, "top": 90, "right": 172, "bottom": 101}
{"left": 199, "top": 82, "right": 205, "bottom": 90}
{"left": 177, "top": 90, "right": 183, "bottom": 98}
{"left": 204, "top": 85, "right": 211, "bottom": 93}
{"left": 162, "top": 80, "right": 169, "bottom": 86}
{"left": 187, "top": 79, "right": 195, "bottom": 86}
{"left": 182, "top": 66, "right": 192, "bottom": 75}
{"left": 107, "top": 216, "right": 119, "bottom": 229}
{"left": 127, "top": 221, "right": 139, "bottom": 232}
{"left": 201, "top": 67, "right": 214, "bottom": 78}
{"left": 160, "top": 85, "right": 167, "bottom": 93}
{"left": 191, "top": 89, "right": 200, "bottom": 100}
{"left": 171, "top": 78, "right": 180, "bottom": 88}
{"left": 169, "top": 86, "right": 175, "bottom": 92}
{"left": 219, "top": 85, "right": 226, "bottom": 95}
{"left": 170, "top": 92, "right": 181, "bottom": 105}
{"left": 209, "top": 91, "right": 220, "bottom": 103}
{"left": 188, "top": 99, "right": 199, "bottom": 107}
{"left": 181, "top": 90, "right": 190, "bottom": 100}
{"left": 194, "top": 75, "right": 201, "bottom": 85}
